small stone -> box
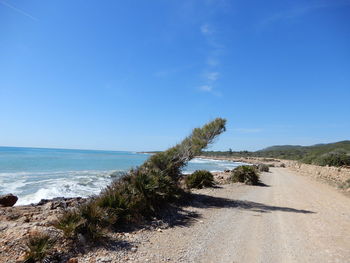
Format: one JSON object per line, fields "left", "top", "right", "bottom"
{"left": 131, "top": 247, "right": 137, "bottom": 253}
{"left": 67, "top": 258, "right": 78, "bottom": 263}
{"left": 98, "top": 257, "right": 112, "bottom": 263}
{"left": 77, "top": 233, "right": 86, "bottom": 246}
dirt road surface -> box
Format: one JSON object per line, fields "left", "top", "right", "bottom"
{"left": 134, "top": 168, "right": 350, "bottom": 263}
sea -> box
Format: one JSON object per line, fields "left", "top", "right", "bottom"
{"left": 0, "top": 146, "right": 244, "bottom": 205}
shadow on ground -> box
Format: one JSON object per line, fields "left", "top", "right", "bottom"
{"left": 189, "top": 193, "right": 315, "bottom": 214}
{"left": 256, "top": 182, "right": 270, "bottom": 187}
{"left": 48, "top": 191, "right": 314, "bottom": 262}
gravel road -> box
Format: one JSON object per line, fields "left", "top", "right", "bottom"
{"left": 133, "top": 168, "right": 350, "bottom": 263}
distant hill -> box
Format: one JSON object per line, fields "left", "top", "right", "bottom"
{"left": 261, "top": 141, "right": 350, "bottom": 153}
{"left": 202, "top": 141, "right": 350, "bottom": 167}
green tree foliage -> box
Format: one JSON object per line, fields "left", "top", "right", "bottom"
{"left": 141, "top": 118, "right": 226, "bottom": 181}
{"left": 202, "top": 141, "right": 350, "bottom": 167}
{"left": 56, "top": 118, "right": 227, "bottom": 239}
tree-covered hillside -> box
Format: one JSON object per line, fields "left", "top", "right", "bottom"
{"left": 202, "top": 141, "right": 350, "bottom": 167}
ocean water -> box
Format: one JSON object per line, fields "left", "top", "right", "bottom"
{"left": 0, "top": 147, "right": 244, "bottom": 205}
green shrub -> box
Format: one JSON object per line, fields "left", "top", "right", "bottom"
{"left": 55, "top": 118, "right": 227, "bottom": 238}
{"left": 258, "top": 164, "right": 269, "bottom": 172}
{"left": 185, "top": 170, "right": 214, "bottom": 189}
{"left": 24, "top": 232, "right": 55, "bottom": 262}
{"left": 56, "top": 201, "right": 112, "bottom": 241}
{"left": 96, "top": 179, "right": 135, "bottom": 224}
{"left": 339, "top": 179, "right": 350, "bottom": 190}
{"left": 231, "top": 166, "right": 260, "bottom": 185}
{"left": 55, "top": 208, "right": 84, "bottom": 238}
{"left": 96, "top": 170, "right": 184, "bottom": 225}
{"left": 315, "top": 150, "right": 350, "bottom": 167}
{"left": 78, "top": 201, "right": 113, "bottom": 240}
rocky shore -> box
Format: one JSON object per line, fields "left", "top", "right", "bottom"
{"left": 0, "top": 170, "right": 234, "bottom": 263}
{"left": 0, "top": 197, "right": 87, "bottom": 262}
{"left": 1, "top": 159, "right": 349, "bottom": 263}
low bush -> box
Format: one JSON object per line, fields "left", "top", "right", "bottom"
{"left": 280, "top": 163, "right": 286, "bottom": 168}
{"left": 315, "top": 150, "right": 350, "bottom": 167}
{"left": 339, "top": 179, "right": 350, "bottom": 190}
{"left": 24, "top": 232, "right": 55, "bottom": 262}
{"left": 55, "top": 201, "right": 112, "bottom": 241}
{"left": 258, "top": 164, "right": 269, "bottom": 172}
{"left": 185, "top": 170, "right": 215, "bottom": 189}
{"left": 55, "top": 208, "right": 84, "bottom": 238}
{"left": 231, "top": 166, "right": 260, "bottom": 185}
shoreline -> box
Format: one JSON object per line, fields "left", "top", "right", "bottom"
{"left": 5, "top": 155, "right": 350, "bottom": 209}
{"left": 2, "top": 157, "right": 242, "bottom": 208}
{"left": 1, "top": 167, "right": 349, "bottom": 262}
{"left": 0, "top": 170, "right": 233, "bottom": 262}
{"left": 1, "top": 158, "right": 349, "bottom": 262}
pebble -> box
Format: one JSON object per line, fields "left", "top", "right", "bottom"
{"left": 98, "top": 257, "right": 112, "bottom": 263}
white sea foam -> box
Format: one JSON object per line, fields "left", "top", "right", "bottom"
{"left": 189, "top": 158, "right": 229, "bottom": 164}
{"left": 4, "top": 159, "right": 245, "bottom": 206}
{"left": 3, "top": 169, "right": 124, "bottom": 206}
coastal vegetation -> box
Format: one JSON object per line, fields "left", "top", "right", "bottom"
{"left": 258, "top": 164, "right": 269, "bottom": 172}
{"left": 185, "top": 170, "right": 215, "bottom": 189}
{"left": 202, "top": 140, "right": 350, "bottom": 167}
{"left": 55, "top": 118, "right": 226, "bottom": 240}
{"left": 24, "top": 232, "right": 55, "bottom": 262}
{"left": 231, "top": 165, "right": 260, "bottom": 185}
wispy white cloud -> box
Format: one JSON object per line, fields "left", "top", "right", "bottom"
{"left": 233, "top": 128, "right": 263, "bottom": 133}
{"left": 200, "top": 24, "right": 214, "bottom": 35}
{"left": 0, "top": 0, "right": 38, "bottom": 21}
{"left": 198, "top": 85, "right": 222, "bottom": 97}
{"left": 205, "top": 71, "right": 220, "bottom": 81}
{"left": 206, "top": 57, "right": 220, "bottom": 67}
{"left": 198, "top": 85, "right": 213, "bottom": 92}
{"left": 197, "top": 23, "right": 224, "bottom": 96}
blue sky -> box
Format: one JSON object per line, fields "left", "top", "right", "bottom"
{"left": 0, "top": 0, "right": 349, "bottom": 151}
